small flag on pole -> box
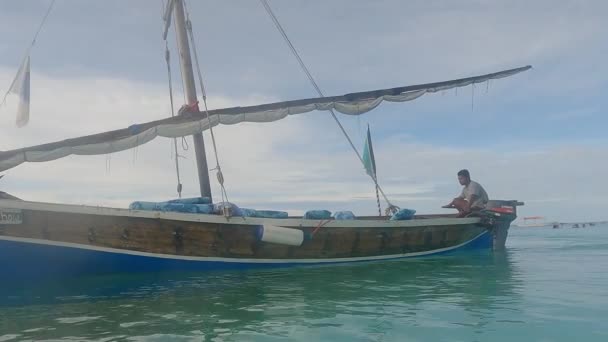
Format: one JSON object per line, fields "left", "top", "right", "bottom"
{"left": 362, "top": 124, "right": 377, "bottom": 178}
{"left": 7, "top": 55, "right": 31, "bottom": 128}
{"left": 362, "top": 124, "right": 383, "bottom": 216}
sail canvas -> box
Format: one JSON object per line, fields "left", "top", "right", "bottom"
{"left": 8, "top": 56, "right": 31, "bottom": 128}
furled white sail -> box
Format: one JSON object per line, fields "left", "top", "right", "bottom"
{"left": 0, "top": 66, "right": 531, "bottom": 172}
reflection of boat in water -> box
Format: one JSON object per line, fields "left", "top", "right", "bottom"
{"left": 0, "top": 252, "right": 521, "bottom": 340}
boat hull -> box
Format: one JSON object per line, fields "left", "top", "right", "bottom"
{"left": 0, "top": 200, "right": 497, "bottom": 279}
{"left": 0, "top": 232, "right": 492, "bottom": 280}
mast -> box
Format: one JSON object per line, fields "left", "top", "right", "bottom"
{"left": 172, "top": 0, "right": 212, "bottom": 200}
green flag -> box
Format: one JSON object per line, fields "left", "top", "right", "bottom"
{"left": 362, "top": 125, "right": 377, "bottom": 178}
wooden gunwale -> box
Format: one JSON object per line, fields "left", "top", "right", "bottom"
{"left": 0, "top": 199, "right": 479, "bottom": 228}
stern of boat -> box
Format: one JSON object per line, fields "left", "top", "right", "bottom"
{"left": 481, "top": 200, "right": 524, "bottom": 250}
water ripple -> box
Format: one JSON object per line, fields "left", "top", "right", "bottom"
{"left": 1, "top": 226, "right": 607, "bottom": 341}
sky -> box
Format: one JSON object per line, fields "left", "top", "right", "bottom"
{"left": 0, "top": 0, "right": 607, "bottom": 223}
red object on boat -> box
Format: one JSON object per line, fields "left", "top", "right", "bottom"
{"left": 490, "top": 207, "right": 515, "bottom": 214}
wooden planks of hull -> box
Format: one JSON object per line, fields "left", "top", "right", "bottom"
{"left": 0, "top": 206, "right": 487, "bottom": 260}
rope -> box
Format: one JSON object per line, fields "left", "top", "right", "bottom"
{"left": 471, "top": 83, "right": 475, "bottom": 112}
{"left": 259, "top": 0, "right": 398, "bottom": 214}
{"left": 161, "top": 0, "right": 183, "bottom": 198}
{"left": 163, "top": 42, "right": 184, "bottom": 198}
{"left": 31, "top": 0, "right": 56, "bottom": 47}
{"left": 375, "top": 185, "right": 382, "bottom": 217}
{"left": 1, "top": 0, "right": 56, "bottom": 106}
{"left": 311, "top": 219, "right": 332, "bottom": 236}
{"left": 105, "top": 154, "right": 112, "bottom": 174}
{"left": 164, "top": 1, "right": 191, "bottom": 152}
{"left": 183, "top": 0, "right": 230, "bottom": 207}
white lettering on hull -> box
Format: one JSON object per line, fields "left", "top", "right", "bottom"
{"left": 0, "top": 209, "right": 22, "bottom": 224}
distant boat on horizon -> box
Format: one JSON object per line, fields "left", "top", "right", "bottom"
{"left": 516, "top": 216, "right": 556, "bottom": 228}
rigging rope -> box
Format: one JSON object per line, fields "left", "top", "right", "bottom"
{"left": 161, "top": 0, "right": 184, "bottom": 198}
{"left": 1, "top": 0, "right": 56, "bottom": 106}
{"left": 375, "top": 185, "right": 382, "bottom": 217}
{"left": 183, "top": 0, "right": 230, "bottom": 206}
{"left": 163, "top": 42, "right": 184, "bottom": 198}
{"left": 31, "top": 0, "right": 56, "bottom": 46}
{"left": 258, "top": 0, "right": 398, "bottom": 214}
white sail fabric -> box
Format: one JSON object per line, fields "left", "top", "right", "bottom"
{"left": 0, "top": 65, "right": 531, "bottom": 172}
{"left": 7, "top": 56, "right": 31, "bottom": 128}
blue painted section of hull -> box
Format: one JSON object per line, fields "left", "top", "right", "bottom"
{"left": 0, "top": 231, "right": 492, "bottom": 281}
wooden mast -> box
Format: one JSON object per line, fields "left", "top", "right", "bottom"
{"left": 172, "top": 0, "right": 212, "bottom": 200}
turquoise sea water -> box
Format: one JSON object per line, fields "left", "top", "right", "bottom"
{"left": 1, "top": 226, "right": 607, "bottom": 341}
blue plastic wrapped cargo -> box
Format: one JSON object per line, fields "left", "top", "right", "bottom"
{"left": 129, "top": 201, "right": 157, "bottom": 211}
{"left": 128, "top": 201, "right": 213, "bottom": 214}
{"left": 390, "top": 208, "right": 417, "bottom": 221}
{"left": 333, "top": 211, "right": 356, "bottom": 220}
{"left": 167, "top": 197, "right": 212, "bottom": 204}
{"left": 237, "top": 209, "right": 288, "bottom": 218}
{"left": 304, "top": 210, "right": 332, "bottom": 220}
{"left": 157, "top": 202, "right": 214, "bottom": 214}
{"left": 255, "top": 210, "right": 289, "bottom": 219}
{"left": 240, "top": 208, "right": 257, "bottom": 217}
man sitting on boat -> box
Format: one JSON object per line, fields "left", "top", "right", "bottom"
{"left": 443, "top": 169, "right": 489, "bottom": 217}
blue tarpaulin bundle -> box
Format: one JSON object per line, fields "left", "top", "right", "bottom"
{"left": 240, "top": 208, "right": 257, "bottom": 217}
{"left": 333, "top": 211, "right": 356, "bottom": 220}
{"left": 304, "top": 210, "right": 332, "bottom": 220}
{"left": 239, "top": 208, "right": 289, "bottom": 218}
{"left": 390, "top": 208, "right": 417, "bottom": 221}
{"left": 167, "top": 197, "right": 211, "bottom": 204}
{"left": 129, "top": 201, "right": 213, "bottom": 214}
{"left": 254, "top": 210, "right": 289, "bottom": 219}
{"left": 130, "top": 199, "right": 289, "bottom": 218}
{"left": 128, "top": 201, "right": 157, "bottom": 211}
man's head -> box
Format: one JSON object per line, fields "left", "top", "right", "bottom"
{"left": 457, "top": 169, "right": 471, "bottom": 186}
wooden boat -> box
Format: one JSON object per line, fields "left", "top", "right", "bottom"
{"left": 0, "top": 1, "right": 528, "bottom": 280}
{"left": 0, "top": 199, "right": 521, "bottom": 279}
